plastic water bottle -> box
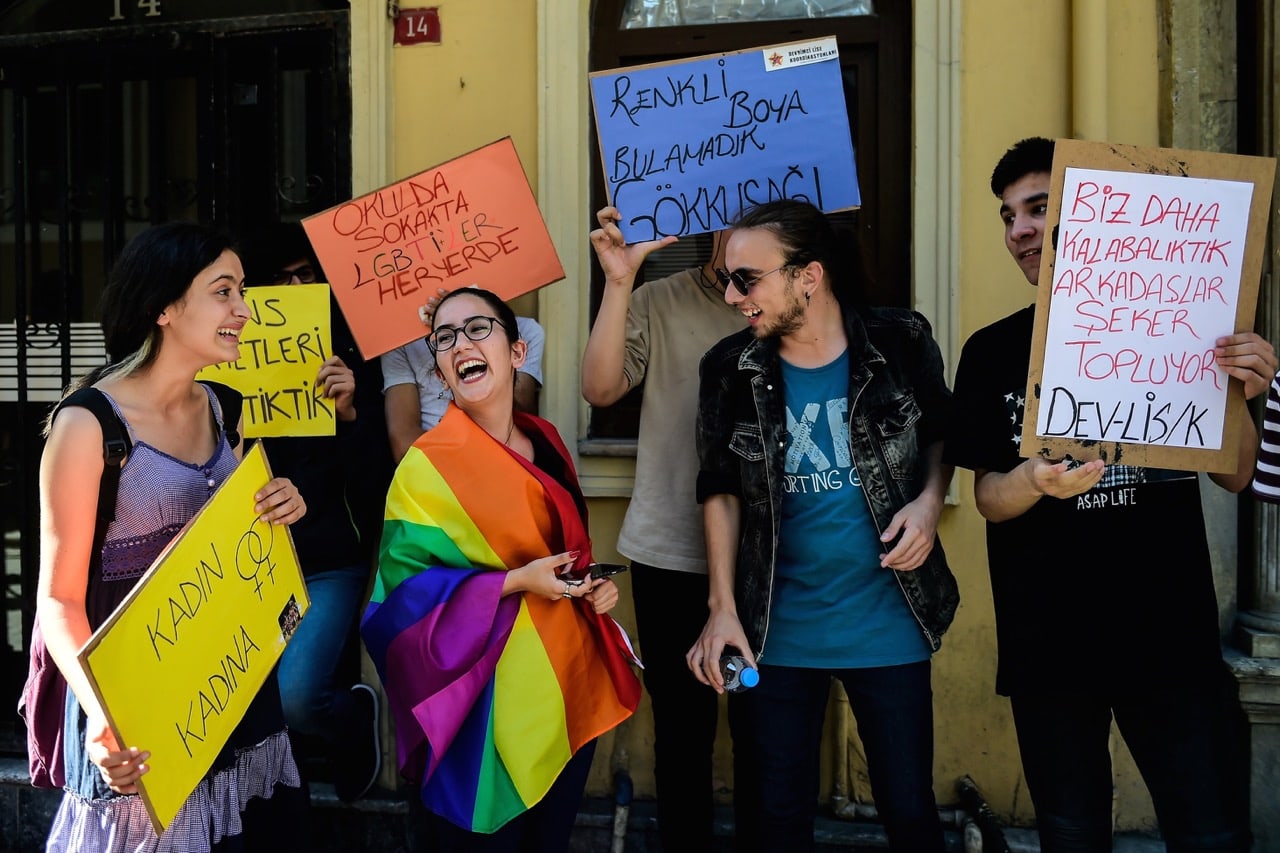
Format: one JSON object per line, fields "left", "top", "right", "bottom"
{"left": 720, "top": 655, "right": 760, "bottom": 693}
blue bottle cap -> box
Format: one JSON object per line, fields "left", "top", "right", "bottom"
{"left": 739, "top": 666, "right": 760, "bottom": 688}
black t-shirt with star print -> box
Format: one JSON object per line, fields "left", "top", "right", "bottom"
{"left": 945, "top": 305, "right": 1223, "bottom": 695}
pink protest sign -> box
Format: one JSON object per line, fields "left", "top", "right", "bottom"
{"left": 303, "top": 137, "right": 564, "bottom": 359}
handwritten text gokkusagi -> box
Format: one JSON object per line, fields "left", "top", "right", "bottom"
{"left": 591, "top": 44, "right": 861, "bottom": 241}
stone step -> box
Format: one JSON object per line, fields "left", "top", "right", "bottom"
{"left": 0, "top": 758, "right": 1166, "bottom": 852}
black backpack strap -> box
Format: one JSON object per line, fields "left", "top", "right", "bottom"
{"left": 199, "top": 380, "right": 243, "bottom": 450}
{"left": 26, "top": 389, "right": 128, "bottom": 789}
{"left": 53, "top": 382, "right": 241, "bottom": 528}
{"left": 55, "top": 388, "right": 130, "bottom": 526}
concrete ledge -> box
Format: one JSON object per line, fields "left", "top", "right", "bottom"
{"left": 1226, "top": 649, "right": 1280, "bottom": 851}
{"left": 1237, "top": 626, "right": 1280, "bottom": 659}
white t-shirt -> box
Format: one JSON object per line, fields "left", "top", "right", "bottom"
{"left": 380, "top": 316, "right": 545, "bottom": 432}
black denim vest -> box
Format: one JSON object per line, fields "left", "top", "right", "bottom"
{"left": 695, "top": 306, "right": 960, "bottom": 658}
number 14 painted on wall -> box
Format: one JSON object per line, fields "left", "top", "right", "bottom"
{"left": 110, "top": 0, "right": 161, "bottom": 21}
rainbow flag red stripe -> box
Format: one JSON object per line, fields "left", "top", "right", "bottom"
{"left": 362, "top": 407, "right": 640, "bottom": 833}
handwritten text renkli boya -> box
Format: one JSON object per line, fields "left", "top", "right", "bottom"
{"left": 602, "top": 60, "right": 825, "bottom": 238}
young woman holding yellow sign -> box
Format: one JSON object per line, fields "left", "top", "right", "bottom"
{"left": 35, "top": 223, "right": 309, "bottom": 851}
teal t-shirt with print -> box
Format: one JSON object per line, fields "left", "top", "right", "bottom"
{"left": 766, "top": 350, "right": 930, "bottom": 668}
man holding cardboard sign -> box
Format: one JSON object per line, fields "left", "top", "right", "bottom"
{"left": 945, "top": 137, "right": 1268, "bottom": 851}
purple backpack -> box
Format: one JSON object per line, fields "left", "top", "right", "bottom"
{"left": 19, "top": 618, "right": 68, "bottom": 788}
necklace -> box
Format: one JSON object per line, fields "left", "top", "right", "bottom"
{"left": 502, "top": 420, "right": 515, "bottom": 446}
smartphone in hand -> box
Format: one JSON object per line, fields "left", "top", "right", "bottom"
{"left": 588, "top": 562, "right": 628, "bottom": 580}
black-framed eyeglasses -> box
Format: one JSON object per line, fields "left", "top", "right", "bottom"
{"left": 713, "top": 264, "right": 790, "bottom": 297}
{"left": 267, "top": 264, "right": 317, "bottom": 285}
{"left": 427, "top": 315, "right": 508, "bottom": 353}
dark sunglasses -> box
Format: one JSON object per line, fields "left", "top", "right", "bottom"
{"left": 713, "top": 264, "right": 790, "bottom": 297}
{"left": 267, "top": 264, "right": 317, "bottom": 285}
{"left": 427, "top": 315, "right": 508, "bottom": 353}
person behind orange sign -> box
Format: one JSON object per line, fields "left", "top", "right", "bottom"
{"left": 38, "top": 223, "right": 309, "bottom": 851}
{"left": 240, "top": 223, "right": 393, "bottom": 804}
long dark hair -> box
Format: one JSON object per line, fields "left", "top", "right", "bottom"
{"left": 44, "top": 222, "right": 234, "bottom": 435}
{"left": 733, "top": 199, "right": 871, "bottom": 314}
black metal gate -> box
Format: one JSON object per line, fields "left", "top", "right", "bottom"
{"left": 0, "top": 6, "right": 351, "bottom": 752}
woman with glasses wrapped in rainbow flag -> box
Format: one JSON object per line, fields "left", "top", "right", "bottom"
{"left": 361, "top": 287, "right": 641, "bottom": 851}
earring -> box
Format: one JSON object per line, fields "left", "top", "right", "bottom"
{"left": 804, "top": 290, "right": 811, "bottom": 305}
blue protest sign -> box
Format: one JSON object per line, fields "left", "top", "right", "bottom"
{"left": 590, "top": 38, "right": 860, "bottom": 242}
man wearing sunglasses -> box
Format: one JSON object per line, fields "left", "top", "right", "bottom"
{"left": 584, "top": 206, "right": 751, "bottom": 853}
{"left": 688, "top": 199, "right": 957, "bottom": 852}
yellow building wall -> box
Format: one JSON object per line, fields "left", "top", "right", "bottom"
{"left": 377, "top": 0, "right": 1169, "bottom": 833}
{"left": 389, "top": 1, "right": 541, "bottom": 319}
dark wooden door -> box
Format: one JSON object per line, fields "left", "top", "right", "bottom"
{"left": 0, "top": 6, "right": 351, "bottom": 750}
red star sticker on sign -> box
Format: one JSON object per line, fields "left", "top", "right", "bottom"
{"left": 768, "top": 52, "right": 784, "bottom": 66}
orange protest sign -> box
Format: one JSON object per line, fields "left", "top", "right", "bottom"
{"left": 302, "top": 137, "right": 564, "bottom": 359}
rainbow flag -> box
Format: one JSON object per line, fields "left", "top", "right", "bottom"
{"left": 362, "top": 407, "right": 640, "bottom": 833}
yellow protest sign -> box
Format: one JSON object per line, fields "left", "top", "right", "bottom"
{"left": 197, "top": 283, "right": 334, "bottom": 438}
{"left": 79, "top": 442, "right": 309, "bottom": 834}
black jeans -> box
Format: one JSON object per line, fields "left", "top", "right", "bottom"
{"left": 1010, "top": 666, "right": 1250, "bottom": 853}
{"left": 632, "top": 562, "right": 758, "bottom": 853}
{"left": 749, "top": 660, "right": 944, "bottom": 853}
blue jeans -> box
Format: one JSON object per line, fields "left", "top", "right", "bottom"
{"left": 1010, "top": 666, "right": 1250, "bottom": 853}
{"left": 631, "top": 563, "right": 759, "bottom": 853}
{"left": 748, "top": 660, "right": 944, "bottom": 852}
{"left": 277, "top": 566, "right": 367, "bottom": 744}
